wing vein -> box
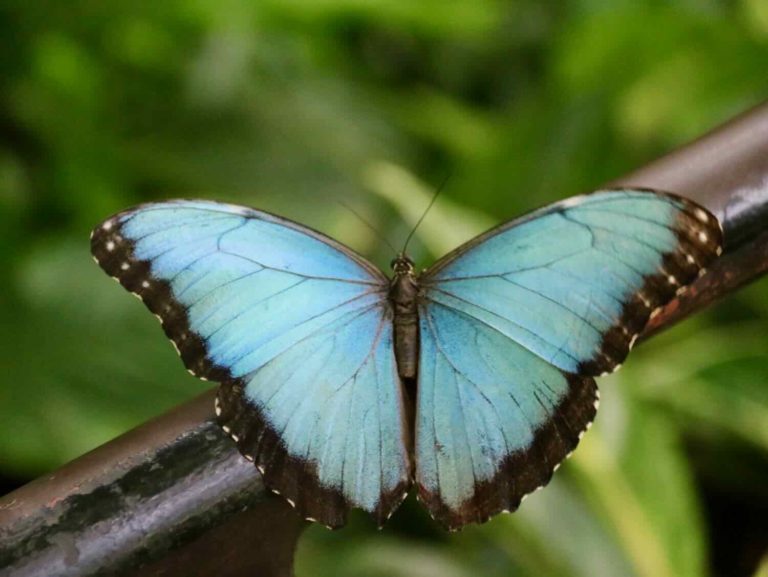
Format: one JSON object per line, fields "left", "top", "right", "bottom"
{"left": 219, "top": 248, "right": 379, "bottom": 285}
{"left": 425, "top": 308, "right": 512, "bottom": 455}
{"left": 425, "top": 291, "right": 580, "bottom": 366}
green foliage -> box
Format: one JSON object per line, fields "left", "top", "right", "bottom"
{"left": 1, "top": 1, "right": 767, "bottom": 575}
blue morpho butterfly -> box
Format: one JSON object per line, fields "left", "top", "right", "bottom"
{"left": 91, "top": 188, "right": 722, "bottom": 530}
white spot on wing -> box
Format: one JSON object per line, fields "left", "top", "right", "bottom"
{"left": 697, "top": 231, "right": 708, "bottom": 243}
{"left": 694, "top": 208, "right": 709, "bottom": 223}
{"left": 121, "top": 262, "right": 130, "bottom": 270}
{"left": 141, "top": 280, "right": 150, "bottom": 289}
{"left": 222, "top": 425, "right": 231, "bottom": 434}
{"left": 106, "top": 241, "right": 115, "bottom": 252}
{"left": 667, "top": 275, "right": 678, "bottom": 286}
{"left": 231, "top": 206, "right": 253, "bottom": 217}
{"left": 102, "top": 220, "right": 114, "bottom": 231}
{"left": 558, "top": 197, "right": 583, "bottom": 209}
{"left": 685, "top": 253, "right": 696, "bottom": 265}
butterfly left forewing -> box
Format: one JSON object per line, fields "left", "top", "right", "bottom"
{"left": 416, "top": 189, "right": 722, "bottom": 529}
{"left": 91, "top": 200, "right": 411, "bottom": 528}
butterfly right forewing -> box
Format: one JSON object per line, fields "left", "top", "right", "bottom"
{"left": 414, "top": 189, "right": 722, "bottom": 529}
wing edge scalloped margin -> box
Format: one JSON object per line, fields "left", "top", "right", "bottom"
{"left": 216, "top": 379, "right": 412, "bottom": 529}
{"left": 576, "top": 198, "right": 723, "bottom": 376}
{"left": 415, "top": 373, "right": 599, "bottom": 531}
{"left": 91, "top": 217, "right": 232, "bottom": 382}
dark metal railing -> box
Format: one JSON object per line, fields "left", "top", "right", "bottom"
{"left": 2, "top": 101, "right": 768, "bottom": 577}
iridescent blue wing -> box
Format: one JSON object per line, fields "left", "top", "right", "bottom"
{"left": 91, "top": 200, "right": 411, "bottom": 528}
{"left": 416, "top": 189, "right": 722, "bottom": 529}
{"left": 416, "top": 302, "right": 597, "bottom": 529}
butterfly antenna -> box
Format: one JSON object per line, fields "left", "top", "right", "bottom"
{"left": 401, "top": 170, "right": 452, "bottom": 255}
{"left": 338, "top": 201, "right": 398, "bottom": 254}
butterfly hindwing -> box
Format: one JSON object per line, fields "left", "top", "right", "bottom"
{"left": 416, "top": 301, "right": 597, "bottom": 529}
{"left": 416, "top": 189, "right": 722, "bottom": 528}
{"left": 91, "top": 200, "right": 411, "bottom": 527}
{"left": 216, "top": 303, "right": 411, "bottom": 527}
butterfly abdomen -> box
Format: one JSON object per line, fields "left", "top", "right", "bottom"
{"left": 390, "top": 269, "right": 420, "bottom": 380}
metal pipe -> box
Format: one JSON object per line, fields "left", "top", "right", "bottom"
{"left": 0, "top": 394, "right": 304, "bottom": 577}
{"left": 2, "top": 101, "right": 768, "bottom": 577}
{"left": 613, "top": 102, "right": 768, "bottom": 334}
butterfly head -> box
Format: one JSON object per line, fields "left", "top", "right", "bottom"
{"left": 390, "top": 254, "right": 415, "bottom": 276}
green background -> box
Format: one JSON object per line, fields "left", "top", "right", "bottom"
{"left": 1, "top": 1, "right": 768, "bottom": 576}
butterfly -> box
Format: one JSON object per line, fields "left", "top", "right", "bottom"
{"left": 91, "top": 188, "right": 722, "bottom": 530}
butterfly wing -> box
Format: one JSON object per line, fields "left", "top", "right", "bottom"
{"left": 416, "top": 189, "right": 722, "bottom": 529}
{"left": 91, "top": 200, "right": 411, "bottom": 527}
{"left": 417, "top": 302, "right": 597, "bottom": 529}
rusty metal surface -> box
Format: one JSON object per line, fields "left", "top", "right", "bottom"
{"left": 0, "top": 392, "right": 305, "bottom": 577}
{"left": 1, "top": 101, "right": 768, "bottom": 577}
{"left": 613, "top": 101, "right": 768, "bottom": 334}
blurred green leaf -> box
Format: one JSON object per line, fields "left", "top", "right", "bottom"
{"left": 0, "top": 240, "right": 207, "bottom": 475}
{"left": 754, "top": 554, "right": 768, "bottom": 577}
{"left": 624, "top": 324, "right": 768, "bottom": 453}
{"left": 2, "top": 1, "right": 767, "bottom": 575}
{"left": 367, "top": 161, "right": 493, "bottom": 259}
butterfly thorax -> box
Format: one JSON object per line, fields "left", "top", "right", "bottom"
{"left": 389, "top": 255, "right": 420, "bottom": 381}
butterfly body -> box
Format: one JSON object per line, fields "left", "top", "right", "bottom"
{"left": 389, "top": 255, "right": 420, "bottom": 381}
{"left": 91, "top": 189, "right": 723, "bottom": 530}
